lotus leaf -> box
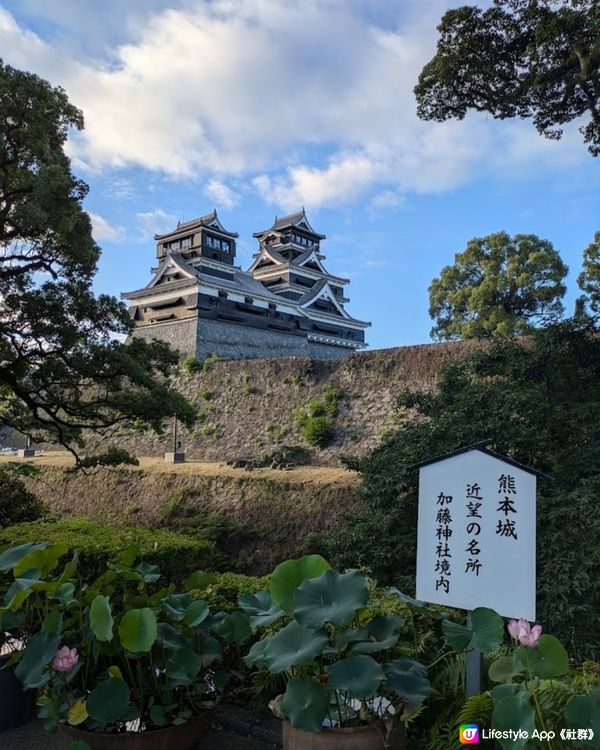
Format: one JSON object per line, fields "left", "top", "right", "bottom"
{"left": 87, "top": 678, "right": 130, "bottom": 725}
{"left": 384, "top": 657, "right": 430, "bottom": 708}
{"left": 263, "top": 621, "right": 328, "bottom": 673}
{"left": 293, "top": 570, "right": 369, "bottom": 627}
{"left": 281, "top": 676, "right": 329, "bottom": 732}
{"left": 118, "top": 608, "right": 157, "bottom": 653}
{"left": 270, "top": 555, "right": 331, "bottom": 613}
{"left": 328, "top": 655, "right": 384, "bottom": 698}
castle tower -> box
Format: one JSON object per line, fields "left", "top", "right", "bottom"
{"left": 249, "top": 209, "right": 370, "bottom": 350}
{"left": 123, "top": 209, "right": 370, "bottom": 360}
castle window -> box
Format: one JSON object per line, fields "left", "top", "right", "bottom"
{"left": 292, "top": 233, "right": 314, "bottom": 248}
{"left": 205, "top": 235, "right": 231, "bottom": 253}
{"left": 165, "top": 235, "right": 192, "bottom": 252}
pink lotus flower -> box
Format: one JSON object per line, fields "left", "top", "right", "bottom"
{"left": 52, "top": 646, "right": 79, "bottom": 672}
{"left": 507, "top": 619, "right": 542, "bottom": 647}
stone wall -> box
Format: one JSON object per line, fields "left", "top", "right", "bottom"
{"left": 196, "top": 318, "right": 312, "bottom": 360}
{"left": 90, "top": 340, "right": 481, "bottom": 465}
{"left": 132, "top": 317, "right": 198, "bottom": 358}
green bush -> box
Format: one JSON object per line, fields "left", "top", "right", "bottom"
{"left": 201, "top": 572, "right": 269, "bottom": 612}
{"left": 158, "top": 496, "right": 259, "bottom": 571}
{"left": 80, "top": 446, "right": 139, "bottom": 468}
{"left": 295, "top": 387, "right": 343, "bottom": 448}
{"left": 183, "top": 356, "right": 202, "bottom": 374}
{"left": 0, "top": 517, "right": 217, "bottom": 582}
{"left": 296, "top": 414, "right": 334, "bottom": 448}
{"left": 0, "top": 470, "right": 46, "bottom": 528}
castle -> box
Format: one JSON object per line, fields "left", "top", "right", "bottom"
{"left": 123, "top": 209, "right": 370, "bottom": 360}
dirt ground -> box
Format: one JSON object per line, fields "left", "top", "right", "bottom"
{"left": 0, "top": 451, "right": 358, "bottom": 487}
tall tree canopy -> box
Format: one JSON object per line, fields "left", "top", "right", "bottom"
{"left": 578, "top": 230, "right": 600, "bottom": 316}
{"left": 0, "top": 61, "right": 195, "bottom": 460}
{"left": 428, "top": 231, "right": 568, "bottom": 340}
{"left": 414, "top": 0, "right": 600, "bottom": 155}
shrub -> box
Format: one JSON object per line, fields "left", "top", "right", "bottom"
{"left": 0, "top": 470, "right": 46, "bottom": 528}
{"left": 202, "top": 353, "right": 222, "bottom": 372}
{"left": 0, "top": 517, "right": 216, "bottom": 582}
{"left": 200, "top": 572, "right": 269, "bottom": 612}
{"left": 323, "top": 384, "right": 344, "bottom": 417}
{"left": 199, "top": 388, "right": 214, "bottom": 400}
{"left": 296, "top": 413, "right": 334, "bottom": 448}
{"left": 80, "top": 446, "right": 139, "bottom": 468}
{"left": 294, "top": 387, "right": 343, "bottom": 448}
{"left": 183, "top": 356, "right": 202, "bottom": 374}
{"left": 158, "top": 497, "right": 259, "bottom": 571}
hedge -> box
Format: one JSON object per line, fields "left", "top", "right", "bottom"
{"left": 201, "top": 572, "right": 269, "bottom": 611}
{"left": 0, "top": 517, "right": 217, "bottom": 583}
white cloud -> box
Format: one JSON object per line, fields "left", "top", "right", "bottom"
{"left": 135, "top": 209, "right": 177, "bottom": 240}
{"left": 0, "top": 1, "right": 590, "bottom": 211}
{"left": 369, "top": 190, "right": 405, "bottom": 211}
{"left": 89, "top": 212, "right": 124, "bottom": 242}
{"left": 202, "top": 179, "right": 239, "bottom": 210}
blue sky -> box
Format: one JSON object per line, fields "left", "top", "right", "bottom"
{"left": 2, "top": 0, "right": 599, "bottom": 349}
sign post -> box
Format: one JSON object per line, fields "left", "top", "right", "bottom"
{"left": 164, "top": 414, "right": 186, "bottom": 463}
{"left": 413, "top": 443, "right": 544, "bottom": 693}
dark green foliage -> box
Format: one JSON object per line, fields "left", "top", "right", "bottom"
{"left": 158, "top": 495, "right": 258, "bottom": 571}
{"left": 200, "top": 572, "right": 269, "bottom": 612}
{"left": 296, "top": 415, "right": 334, "bottom": 448}
{"left": 295, "top": 387, "right": 343, "bottom": 448}
{"left": 0, "top": 517, "right": 216, "bottom": 582}
{"left": 0, "top": 470, "right": 45, "bottom": 528}
{"left": 415, "top": 1, "right": 600, "bottom": 156}
{"left": 0, "top": 62, "right": 195, "bottom": 462}
{"left": 182, "top": 356, "right": 202, "bottom": 374}
{"left": 578, "top": 230, "right": 600, "bottom": 317}
{"left": 80, "top": 446, "right": 139, "bottom": 468}
{"left": 429, "top": 232, "right": 568, "bottom": 340}
{"left": 328, "top": 321, "right": 600, "bottom": 658}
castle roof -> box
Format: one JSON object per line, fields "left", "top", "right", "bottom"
{"left": 253, "top": 208, "right": 326, "bottom": 239}
{"left": 155, "top": 210, "right": 238, "bottom": 240}
{"left": 123, "top": 252, "right": 282, "bottom": 303}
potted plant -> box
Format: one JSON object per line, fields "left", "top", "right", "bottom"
{"left": 444, "top": 608, "right": 600, "bottom": 749}
{"left": 0, "top": 541, "right": 240, "bottom": 750}
{"left": 0, "top": 622, "right": 37, "bottom": 731}
{"left": 240, "top": 555, "right": 430, "bottom": 750}
{"left": 0, "top": 545, "right": 41, "bottom": 732}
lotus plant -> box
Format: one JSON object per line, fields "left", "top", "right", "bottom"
{"left": 0, "top": 542, "right": 245, "bottom": 735}
{"left": 240, "top": 555, "right": 430, "bottom": 740}
{"left": 442, "top": 608, "right": 600, "bottom": 750}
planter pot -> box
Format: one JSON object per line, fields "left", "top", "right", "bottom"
{"left": 0, "top": 654, "right": 36, "bottom": 731}
{"left": 283, "top": 720, "right": 406, "bottom": 750}
{"left": 60, "top": 711, "right": 213, "bottom": 750}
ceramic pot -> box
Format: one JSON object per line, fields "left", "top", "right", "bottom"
{"left": 0, "top": 654, "right": 36, "bottom": 731}
{"left": 283, "top": 720, "right": 406, "bottom": 750}
{"left": 60, "top": 711, "right": 213, "bottom": 750}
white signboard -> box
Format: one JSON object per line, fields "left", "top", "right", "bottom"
{"left": 416, "top": 448, "right": 536, "bottom": 621}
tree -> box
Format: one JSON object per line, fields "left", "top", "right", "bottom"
{"left": 328, "top": 321, "right": 600, "bottom": 658}
{"left": 577, "top": 230, "right": 600, "bottom": 316}
{"left": 0, "top": 61, "right": 195, "bottom": 461}
{"left": 414, "top": 0, "right": 600, "bottom": 155}
{"left": 428, "top": 231, "right": 568, "bottom": 340}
